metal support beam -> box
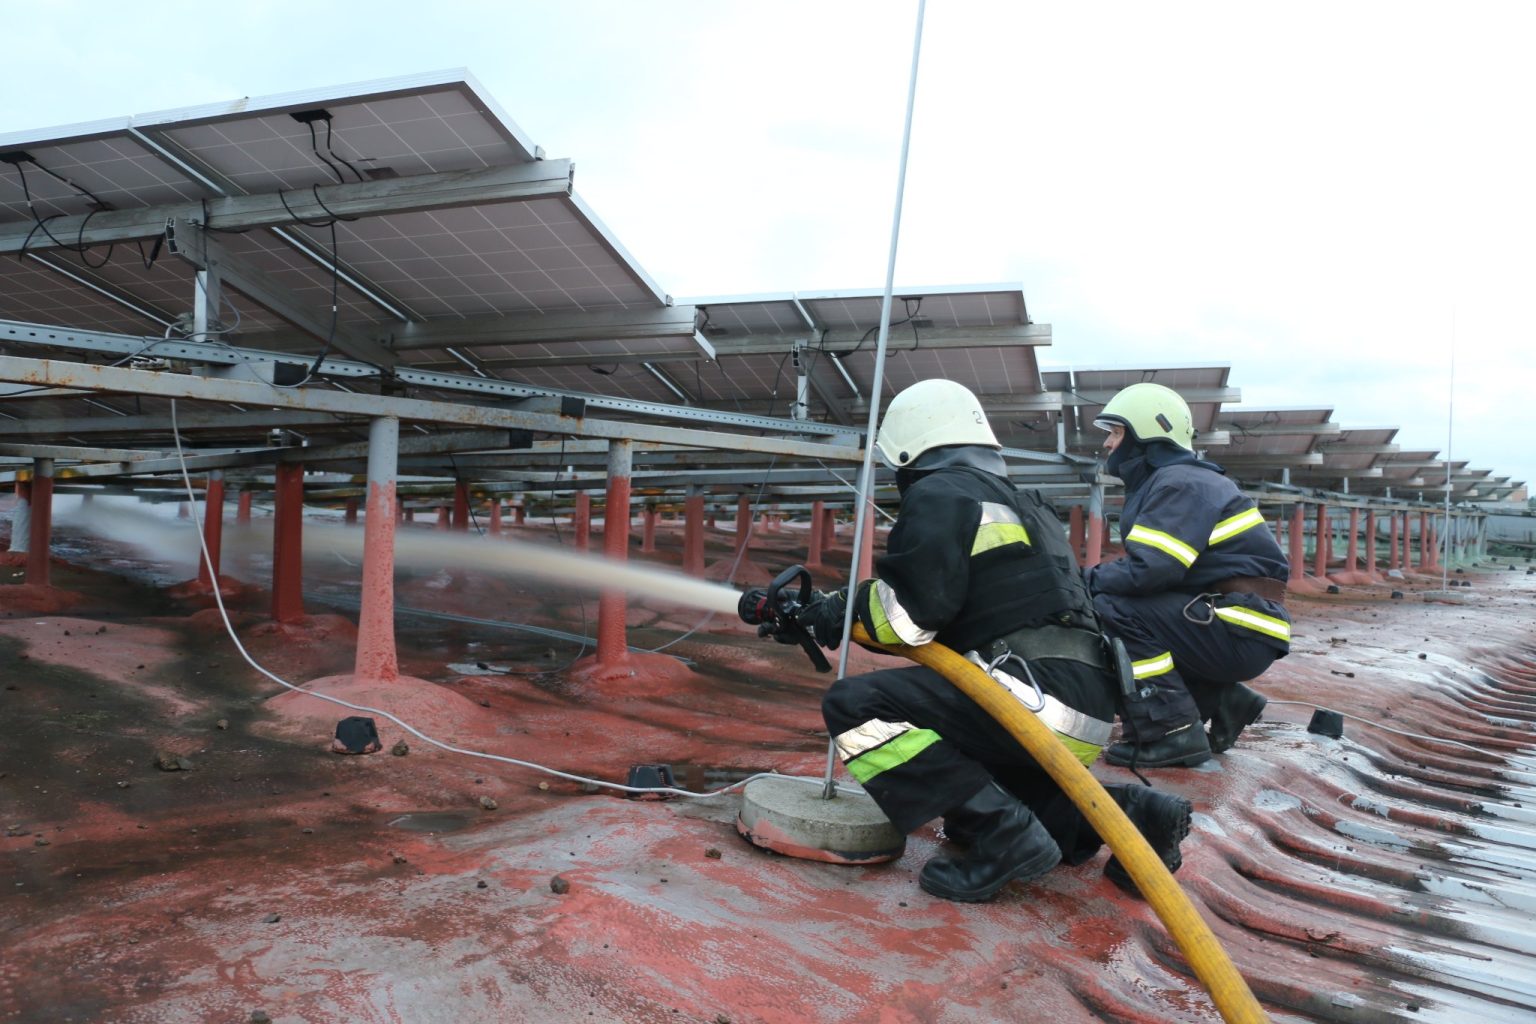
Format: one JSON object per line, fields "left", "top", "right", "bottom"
{"left": 705, "top": 322, "right": 1051, "bottom": 356}
{"left": 174, "top": 227, "right": 398, "bottom": 368}
{"left": 0, "top": 354, "right": 863, "bottom": 461}
{"left": 0, "top": 161, "right": 576, "bottom": 254}
{"left": 390, "top": 305, "right": 700, "bottom": 350}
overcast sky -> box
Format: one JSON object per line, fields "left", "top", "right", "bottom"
{"left": 8, "top": 1, "right": 1533, "bottom": 495}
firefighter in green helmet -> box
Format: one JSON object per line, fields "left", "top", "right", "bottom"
{"left": 1088, "top": 382, "right": 1291, "bottom": 768}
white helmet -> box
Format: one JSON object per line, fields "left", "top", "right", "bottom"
{"left": 874, "top": 379, "right": 999, "bottom": 469}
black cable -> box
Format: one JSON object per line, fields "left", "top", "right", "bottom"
{"left": 308, "top": 184, "right": 357, "bottom": 223}
{"left": 323, "top": 118, "right": 368, "bottom": 184}
{"left": 276, "top": 187, "right": 338, "bottom": 229}
{"left": 306, "top": 119, "right": 348, "bottom": 186}
{"left": 273, "top": 219, "right": 341, "bottom": 389}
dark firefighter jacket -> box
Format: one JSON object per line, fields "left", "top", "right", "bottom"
{"left": 854, "top": 453, "right": 1097, "bottom": 657}
{"left": 1087, "top": 449, "right": 1291, "bottom": 651}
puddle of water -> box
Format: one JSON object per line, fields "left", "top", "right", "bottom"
{"left": 387, "top": 812, "right": 475, "bottom": 833}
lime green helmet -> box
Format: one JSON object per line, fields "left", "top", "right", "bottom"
{"left": 1093, "top": 382, "right": 1195, "bottom": 451}
{"left": 875, "top": 378, "right": 999, "bottom": 468}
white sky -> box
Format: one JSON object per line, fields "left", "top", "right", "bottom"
{"left": 7, "top": 1, "right": 1534, "bottom": 495}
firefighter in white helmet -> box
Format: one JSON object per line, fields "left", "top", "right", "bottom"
{"left": 798, "top": 378, "right": 1192, "bottom": 902}
{"left": 1088, "top": 382, "right": 1291, "bottom": 768}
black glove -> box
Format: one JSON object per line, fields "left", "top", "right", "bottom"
{"left": 797, "top": 590, "right": 848, "bottom": 650}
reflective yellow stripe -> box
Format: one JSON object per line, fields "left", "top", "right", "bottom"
{"left": 972, "top": 521, "right": 1030, "bottom": 555}
{"left": 865, "top": 586, "right": 904, "bottom": 645}
{"left": 842, "top": 727, "right": 943, "bottom": 783}
{"left": 1214, "top": 605, "right": 1292, "bottom": 642}
{"left": 1209, "top": 506, "right": 1265, "bottom": 545}
{"left": 1125, "top": 524, "right": 1199, "bottom": 567}
{"left": 1132, "top": 652, "right": 1175, "bottom": 679}
{"left": 972, "top": 501, "right": 1030, "bottom": 554}
{"left": 1057, "top": 733, "right": 1103, "bottom": 767}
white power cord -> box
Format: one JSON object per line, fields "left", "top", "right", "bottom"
{"left": 169, "top": 398, "right": 861, "bottom": 800}
{"left": 1265, "top": 698, "right": 1536, "bottom": 772}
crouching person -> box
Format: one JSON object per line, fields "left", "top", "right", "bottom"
{"left": 800, "top": 379, "right": 1192, "bottom": 902}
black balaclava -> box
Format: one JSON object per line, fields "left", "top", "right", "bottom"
{"left": 1105, "top": 432, "right": 1219, "bottom": 493}
{"left": 894, "top": 444, "right": 1008, "bottom": 496}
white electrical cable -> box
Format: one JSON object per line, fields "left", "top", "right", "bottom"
{"left": 168, "top": 398, "right": 861, "bottom": 800}
{"left": 1266, "top": 698, "right": 1536, "bottom": 771}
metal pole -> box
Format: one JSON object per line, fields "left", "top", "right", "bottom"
{"left": 824, "top": 0, "right": 927, "bottom": 799}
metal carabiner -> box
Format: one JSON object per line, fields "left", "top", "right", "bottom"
{"left": 1182, "top": 592, "right": 1219, "bottom": 625}
{"left": 987, "top": 649, "right": 1046, "bottom": 712}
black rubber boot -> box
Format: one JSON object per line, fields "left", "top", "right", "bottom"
{"left": 939, "top": 815, "right": 978, "bottom": 847}
{"left": 1104, "top": 722, "right": 1211, "bottom": 768}
{"left": 1102, "top": 785, "right": 1194, "bottom": 897}
{"left": 1207, "top": 682, "right": 1266, "bottom": 753}
{"left": 919, "top": 783, "right": 1061, "bottom": 902}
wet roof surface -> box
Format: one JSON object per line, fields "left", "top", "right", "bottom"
{"left": 3, "top": 506, "right": 1536, "bottom": 1023}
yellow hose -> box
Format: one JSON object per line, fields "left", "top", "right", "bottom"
{"left": 850, "top": 623, "right": 1269, "bottom": 1024}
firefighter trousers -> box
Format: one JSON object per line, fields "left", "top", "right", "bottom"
{"left": 1092, "top": 590, "right": 1284, "bottom": 742}
{"left": 822, "top": 661, "right": 1115, "bottom": 862}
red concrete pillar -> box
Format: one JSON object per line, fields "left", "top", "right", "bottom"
{"left": 574, "top": 491, "right": 592, "bottom": 551}
{"left": 514, "top": 499, "right": 526, "bottom": 527}
{"left": 1085, "top": 485, "right": 1105, "bottom": 567}
{"left": 1346, "top": 508, "right": 1360, "bottom": 572}
{"left": 1388, "top": 511, "right": 1400, "bottom": 569}
{"left": 344, "top": 498, "right": 358, "bottom": 525}
{"left": 488, "top": 499, "right": 502, "bottom": 537}
{"left": 178, "top": 501, "right": 190, "bottom": 520}
{"left": 596, "top": 441, "right": 633, "bottom": 669}
{"left": 823, "top": 506, "right": 838, "bottom": 547}
{"left": 735, "top": 494, "right": 752, "bottom": 552}
{"left": 1272, "top": 508, "right": 1284, "bottom": 546}
{"left": 404, "top": 507, "right": 415, "bottom": 523}
{"left": 197, "top": 471, "right": 225, "bottom": 587}
{"left": 435, "top": 506, "right": 449, "bottom": 530}
{"left": 1313, "top": 504, "right": 1328, "bottom": 578}
{"left": 1364, "top": 510, "right": 1378, "bottom": 576}
{"left": 25, "top": 461, "right": 53, "bottom": 587}
{"left": 451, "top": 481, "right": 470, "bottom": 532}
{"left": 807, "top": 499, "right": 827, "bottom": 570}
{"left": 641, "top": 505, "right": 658, "bottom": 553}
{"left": 857, "top": 505, "right": 876, "bottom": 581}
{"left": 1288, "top": 504, "right": 1305, "bottom": 584}
{"left": 271, "top": 463, "right": 305, "bottom": 624}
{"left": 684, "top": 492, "right": 706, "bottom": 577}
{"left": 1427, "top": 520, "right": 1439, "bottom": 569}
{"left": 1417, "top": 511, "right": 1428, "bottom": 569}
{"left": 237, "top": 489, "right": 252, "bottom": 524}
{"left": 354, "top": 417, "right": 400, "bottom": 682}
{"left": 1068, "top": 504, "right": 1085, "bottom": 567}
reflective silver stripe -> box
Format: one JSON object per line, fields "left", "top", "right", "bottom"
{"left": 834, "top": 718, "right": 917, "bottom": 762}
{"left": 1033, "top": 693, "right": 1114, "bottom": 747}
{"left": 874, "top": 579, "right": 936, "bottom": 646}
{"left": 965, "top": 652, "right": 1115, "bottom": 746}
{"left": 978, "top": 502, "right": 1022, "bottom": 527}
